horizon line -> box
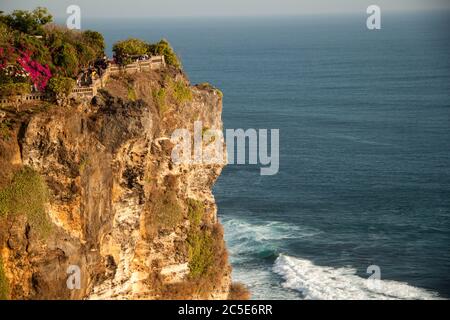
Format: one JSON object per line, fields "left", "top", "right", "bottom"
{"left": 50, "top": 7, "right": 450, "bottom": 20}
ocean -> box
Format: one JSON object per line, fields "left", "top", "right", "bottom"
{"left": 82, "top": 12, "right": 450, "bottom": 299}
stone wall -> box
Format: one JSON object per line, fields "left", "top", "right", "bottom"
{"left": 0, "top": 93, "right": 47, "bottom": 108}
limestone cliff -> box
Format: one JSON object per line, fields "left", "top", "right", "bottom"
{"left": 0, "top": 67, "right": 235, "bottom": 299}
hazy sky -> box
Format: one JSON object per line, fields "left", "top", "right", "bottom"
{"left": 1, "top": 0, "right": 449, "bottom": 18}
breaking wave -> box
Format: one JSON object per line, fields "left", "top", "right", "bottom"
{"left": 273, "top": 254, "right": 442, "bottom": 300}
{"left": 222, "top": 218, "right": 321, "bottom": 261}
{"left": 221, "top": 217, "right": 320, "bottom": 299}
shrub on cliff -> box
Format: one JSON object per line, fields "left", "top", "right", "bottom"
{"left": 186, "top": 200, "right": 228, "bottom": 284}
{"left": 0, "top": 119, "right": 12, "bottom": 141}
{"left": 47, "top": 76, "right": 75, "bottom": 106}
{"left": 0, "top": 82, "right": 30, "bottom": 97}
{"left": 170, "top": 79, "right": 192, "bottom": 104}
{"left": 145, "top": 189, "right": 184, "bottom": 238}
{"left": 113, "top": 37, "right": 181, "bottom": 68}
{"left": 127, "top": 86, "right": 137, "bottom": 102}
{"left": 148, "top": 39, "right": 181, "bottom": 68}
{"left": 153, "top": 88, "right": 168, "bottom": 114}
{"left": 228, "top": 283, "right": 251, "bottom": 300}
{"left": 152, "top": 78, "right": 192, "bottom": 115}
{"left": 113, "top": 38, "right": 148, "bottom": 65}
{"left": 197, "top": 82, "right": 223, "bottom": 99}
{"left": 187, "top": 199, "right": 205, "bottom": 228}
{"left": 162, "top": 222, "right": 228, "bottom": 299}
{"left": 0, "top": 166, "right": 51, "bottom": 236}
{"left": 187, "top": 228, "right": 215, "bottom": 278}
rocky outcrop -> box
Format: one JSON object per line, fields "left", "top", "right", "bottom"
{"left": 0, "top": 67, "right": 232, "bottom": 299}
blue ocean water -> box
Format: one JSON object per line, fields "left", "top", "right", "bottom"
{"left": 83, "top": 12, "right": 450, "bottom": 299}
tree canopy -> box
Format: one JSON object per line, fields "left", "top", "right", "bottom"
{"left": 148, "top": 39, "right": 181, "bottom": 68}
{"left": 0, "top": 7, "right": 52, "bottom": 36}
{"left": 113, "top": 38, "right": 148, "bottom": 65}
{"left": 0, "top": 7, "right": 106, "bottom": 94}
{"left": 113, "top": 38, "right": 181, "bottom": 68}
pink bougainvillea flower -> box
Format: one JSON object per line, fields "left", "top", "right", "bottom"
{"left": 16, "top": 50, "right": 52, "bottom": 90}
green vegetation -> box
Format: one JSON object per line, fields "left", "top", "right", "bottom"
{"left": 187, "top": 199, "right": 204, "bottom": 228}
{"left": 198, "top": 82, "right": 223, "bottom": 99}
{"left": 113, "top": 38, "right": 148, "bottom": 65}
{"left": 153, "top": 88, "right": 168, "bottom": 114}
{"left": 44, "top": 26, "right": 105, "bottom": 77}
{"left": 78, "top": 155, "right": 89, "bottom": 174}
{"left": 82, "top": 30, "right": 105, "bottom": 57}
{"left": 112, "top": 37, "right": 181, "bottom": 68}
{"left": 151, "top": 78, "right": 192, "bottom": 115}
{"left": 0, "top": 7, "right": 105, "bottom": 87}
{"left": 127, "top": 86, "right": 137, "bottom": 102}
{"left": 0, "top": 7, "right": 52, "bottom": 36}
{"left": 147, "top": 39, "right": 181, "bottom": 68}
{"left": 170, "top": 79, "right": 192, "bottom": 104}
{"left": 0, "top": 120, "right": 13, "bottom": 141}
{"left": 47, "top": 76, "right": 75, "bottom": 97}
{"left": 0, "top": 83, "right": 31, "bottom": 111}
{"left": 151, "top": 190, "right": 183, "bottom": 230}
{"left": 0, "top": 256, "right": 9, "bottom": 300}
{"left": 146, "top": 198, "right": 228, "bottom": 299}
{"left": 186, "top": 200, "right": 214, "bottom": 278}
{"left": 47, "top": 76, "right": 75, "bottom": 105}
{"left": 187, "top": 228, "right": 215, "bottom": 277}
{"left": 0, "top": 82, "right": 30, "bottom": 97}
{"left": 52, "top": 43, "right": 78, "bottom": 77}
{"left": 0, "top": 166, "right": 51, "bottom": 236}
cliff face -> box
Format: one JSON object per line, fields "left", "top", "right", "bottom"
{"left": 0, "top": 67, "right": 232, "bottom": 299}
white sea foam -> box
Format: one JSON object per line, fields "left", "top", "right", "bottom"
{"left": 222, "top": 218, "right": 320, "bottom": 244}
{"left": 221, "top": 217, "right": 319, "bottom": 299}
{"left": 273, "top": 254, "right": 442, "bottom": 300}
{"left": 222, "top": 218, "right": 321, "bottom": 258}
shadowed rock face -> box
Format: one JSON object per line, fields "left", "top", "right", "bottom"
{"left": 0, "top": 68, "right": 231, "bottom": 300}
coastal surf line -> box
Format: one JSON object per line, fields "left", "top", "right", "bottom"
{"left": 171, "top": 121, "right": 279, "bottom": 176}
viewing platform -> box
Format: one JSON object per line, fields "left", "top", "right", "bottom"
{"left": 0, "top": 55, "right": 166, "bottom": 107}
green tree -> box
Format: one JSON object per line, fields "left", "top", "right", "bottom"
{"left": 0, "top": 22, "right": 12, "bottom": 46}
{"left": 75, "top": 42, "right": 96, "bottom": 70}
{"left": 3, "top": 7, "right": 52, "bottom": 35}
{"left": 53, "top": 43, "right": 78, "bottom": 78}
{"left": 148, "top": 39, "right": 181, "bottom": 68}
{"left": 82, "top": 30, "right": 105, "bottom": 57}
{"left": 112, "top": 38, "right": 148, "bottom": 65}
{"left": 14, "top": 32, "right": 53, "bottom": 68}
{"left": 47, "top": 76, "right": 75, "bottom": 106}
